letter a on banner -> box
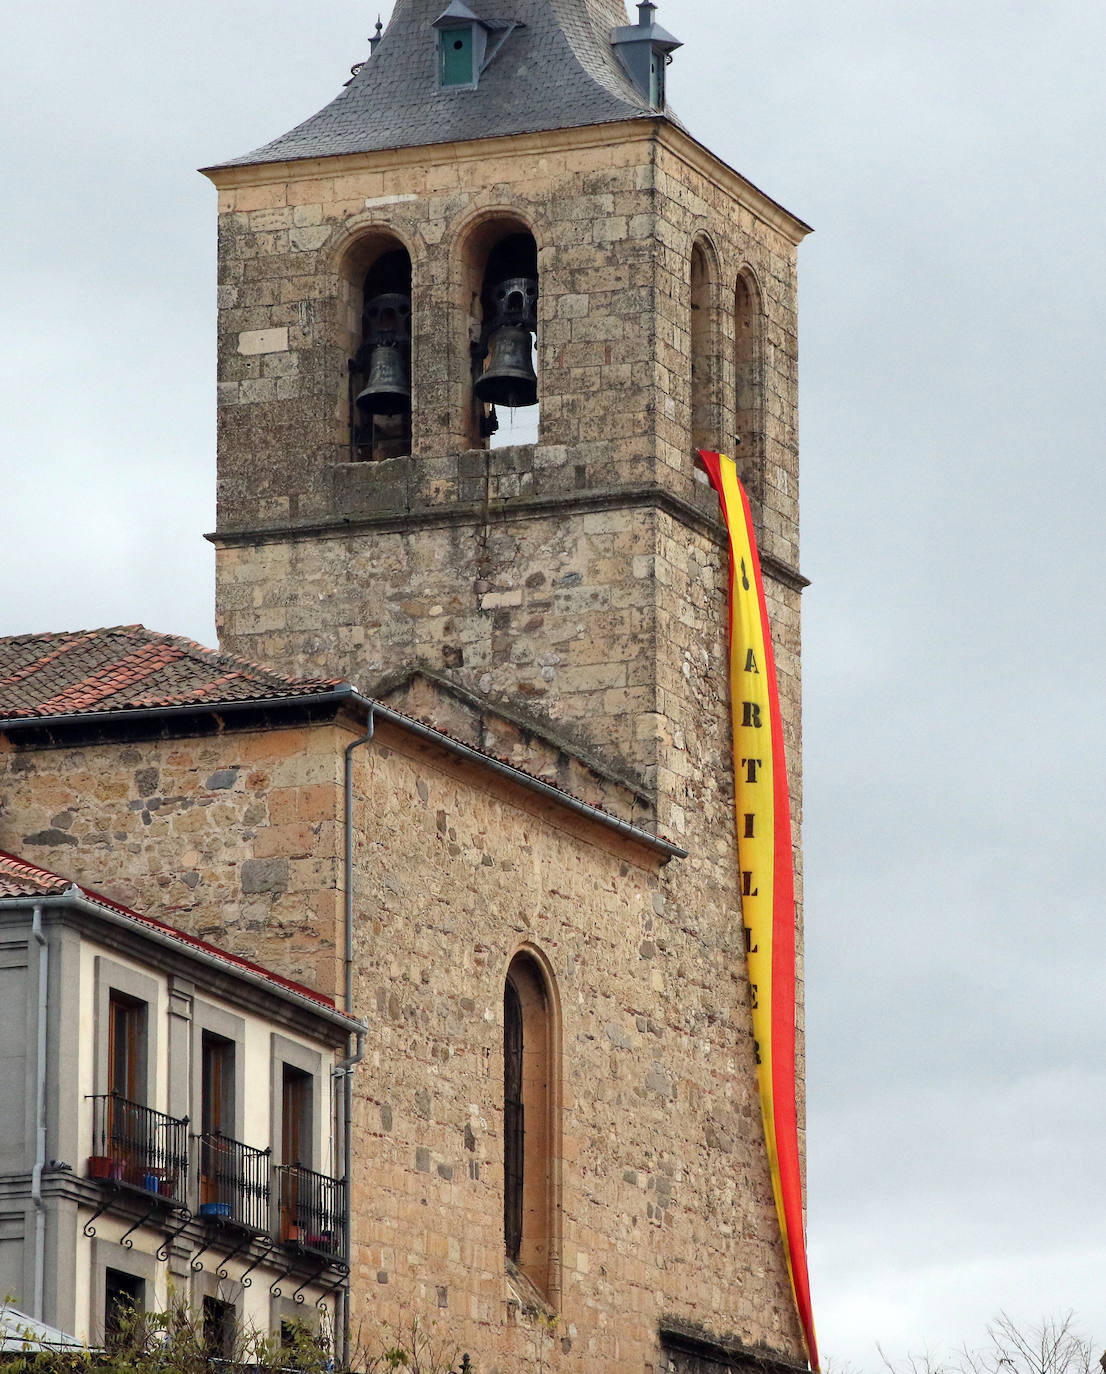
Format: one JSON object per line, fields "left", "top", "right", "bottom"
{"left": 698, "top": 450, "right": 818, "bottom": 1371}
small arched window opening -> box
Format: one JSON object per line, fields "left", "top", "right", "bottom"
{"left": 503, "top": 950, "right": 559, "bottom": 1302}
{"left": 349, "top": 245, "right": 413, "bottom": 462}
{"left": 467, "top": 227, "right": 539, "bottom": 449}
{"left": 690, "top": 240, "right": 720, "bottom": 458}
{"left": 734, "top": 268, "right": 765, "bottom": 496}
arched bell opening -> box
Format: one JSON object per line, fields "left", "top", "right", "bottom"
{"left": 348, "top": 244, "right": 413, "bottom": 462}
{"left": 463, "top": 222, "right": 540, "bottom": 450}
{"left": 734, "top": 266, "right": 766, "bottom": 497}
{"left": 690, "top": 237, "right": 722, "bottom": 466}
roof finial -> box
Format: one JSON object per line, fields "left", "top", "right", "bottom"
{"left": 636, "top": 1, "right": 657, "bottom": 28}
{"left": 370, "top": 15, "right": 383, "bottom": 52}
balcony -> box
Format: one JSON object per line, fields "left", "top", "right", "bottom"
{"left": 276, "top": 1164, "right": 346, "bottom": 1260}
{"left": 196, "top": 1133, "right": 271, "bottom": 1233}
{"left": 87, "top": 1093, "right": 188, "bottom": 1204}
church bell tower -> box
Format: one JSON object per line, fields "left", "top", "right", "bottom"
{"left": 205, "top": 1, "right": 811, "bottom": 1364}
{"left": 205, "top": 0, "right": 808, "bottom": 829}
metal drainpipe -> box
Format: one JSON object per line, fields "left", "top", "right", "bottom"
{"left": 337, "top": 711, "right": 374, "bottom": 1362}
{"left": 30, "top": 903, "right": 48, "bottom": 1321}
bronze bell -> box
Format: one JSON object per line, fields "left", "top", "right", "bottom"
{"left": 474, "top": 275, "right": 538, "bottom": 409}
{"left": 355, "top": 292, "right": 412, "bottom": 416}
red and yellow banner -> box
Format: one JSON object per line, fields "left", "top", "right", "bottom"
{"left": 698, "top": 451, "right": 818, "bottom": 1371}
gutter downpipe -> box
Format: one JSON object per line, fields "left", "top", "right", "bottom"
{"left": 30, "top": 903, "right": 48, "bottom": 1321}
{"left": 336, "top": 709, "right": 374, "bottom": 1363}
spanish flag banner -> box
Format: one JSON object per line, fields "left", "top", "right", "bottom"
{"left": 698, "top": 451, "right": 818, "bottom": 1372}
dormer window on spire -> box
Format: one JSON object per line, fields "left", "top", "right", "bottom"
{"left": 433, "top": 1, "right": 518, "bottom": 90}
{"left": 610, "top": 0, "right": 681, "bottom": 110}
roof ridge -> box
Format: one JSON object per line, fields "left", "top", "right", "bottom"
{"left": 0, "top": 850, "right": 73, "bottom": 893}
{"left": 146, "top": 628, "right": 343, "bottom": 692}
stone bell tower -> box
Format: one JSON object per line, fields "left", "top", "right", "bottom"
{"left": 206, "top": 2, "right": 813, "bottom": 1369}
{"left": 205, "top": 0, "right": 808, "bottom": 831}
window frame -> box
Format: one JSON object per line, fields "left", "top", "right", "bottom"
{"left": 502, "top": 947, "right": 562, "bottom": 1306}
{"left": 94, "top": 958, "right": 160, "bottom": 1106}
{"left": 91, "top": 1238, "right": 158, "bottom": 1346}
{"left": 439, "top": 25, "right": 476, "bottom": 87}
{"left": 190, "top": 1001, "right": 246, "bottom": 1143}
{"left": 269, "top": 1035, "right": 323, "bottom": 1172}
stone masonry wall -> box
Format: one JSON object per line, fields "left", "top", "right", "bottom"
{"left": 346, "top": 719, "right": 805, "bottom": 1371}
{"left": 210, "top": 122, "right": 804, "bottom": 800}
{"left": 0, "top": 723, "right": 346, "bottom": 998}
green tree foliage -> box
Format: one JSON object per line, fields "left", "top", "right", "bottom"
{"left": 1, "top": 1301, "right": 466, "bottom": 1374}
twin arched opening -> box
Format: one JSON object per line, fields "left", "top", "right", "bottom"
{"left": 341, "top": 217, "right": 541, "bottom": 461}
{"left": 689, "top": 241, "right": 766, "bottom": 491}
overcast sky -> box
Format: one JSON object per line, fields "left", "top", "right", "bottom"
{"left": 3, "top": 2, "right": 1105, "bottom": 1367}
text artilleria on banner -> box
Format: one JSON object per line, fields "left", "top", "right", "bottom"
{"left": 698, "top": 450, "right": 818, "bottom": 1371}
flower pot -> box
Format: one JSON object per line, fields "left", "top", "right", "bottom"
{"left": 199, "top": 1201, "right": 231, "bottom": 1219}
{"left": 88, "top": 1155, "right": 114, "bottom": 1179}
{"left": 158, "top": 1178, "right": 176, "bottom": 1198}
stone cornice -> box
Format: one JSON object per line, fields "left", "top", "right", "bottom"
{"left": 202, "top": 117, "right": 810, "bottom": 242}
{"left": 208, "top": 483, "right": 809, "bottom": 590}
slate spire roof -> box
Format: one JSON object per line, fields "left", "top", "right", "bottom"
{"left": 211, "top": 0, "right": 678, "bottom": 169}
{"left": 0, "top": 625, "right": 340, "bottom": 721}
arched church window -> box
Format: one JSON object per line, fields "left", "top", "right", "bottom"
{"left": 470, "top": 228, "right": 539, "bottom": 449}
{"left": 734, "top": 267, "right": 765, "bottom": 493}
{"left": 690, "top": 239, "right": 720, "bottom": 456}
{"left": 350, "top": 245, "right": 413, "bottom": 461}
{"left": 503, "top": 950, "right": 559, "bottom": 1300}
{"left": 503, "top": 978, "right": 524, "bottom": 1262}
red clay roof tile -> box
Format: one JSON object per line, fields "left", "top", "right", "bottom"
{"left": 0, "top": 626, "right": 342, "bottom": 721}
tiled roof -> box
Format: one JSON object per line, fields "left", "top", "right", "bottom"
{"left": 0, "top": 626, "right": 342, "bottom": 722}
{"left": 210, "top": 0, "right": 681, "bottom": 169}
{"left": 0, "top": 852, "right": 71, "bottom": 899}
{"left": 0, "top": 850, "right": 358, "bottom": 1023}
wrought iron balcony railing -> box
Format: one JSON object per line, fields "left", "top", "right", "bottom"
{"left": 87, "top": 1093, "right": 188, "bottom": 1203}
{"left": 196, "top": 1132, "right": 271, "bottom": 1232}
{"left": 275, "top": 1164, "right": 346, "bottom": 1259}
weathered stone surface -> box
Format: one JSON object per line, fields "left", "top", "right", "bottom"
{"left": 240, "top": 856, "right": 289, "bottom": 893}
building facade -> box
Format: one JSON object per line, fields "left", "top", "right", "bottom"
{"left": 0, "top": 849, "right": 361, "bottom": 1350}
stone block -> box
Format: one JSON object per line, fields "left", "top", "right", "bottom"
{"left": 237, "top": 327, "right": 289, "bottom": 356}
